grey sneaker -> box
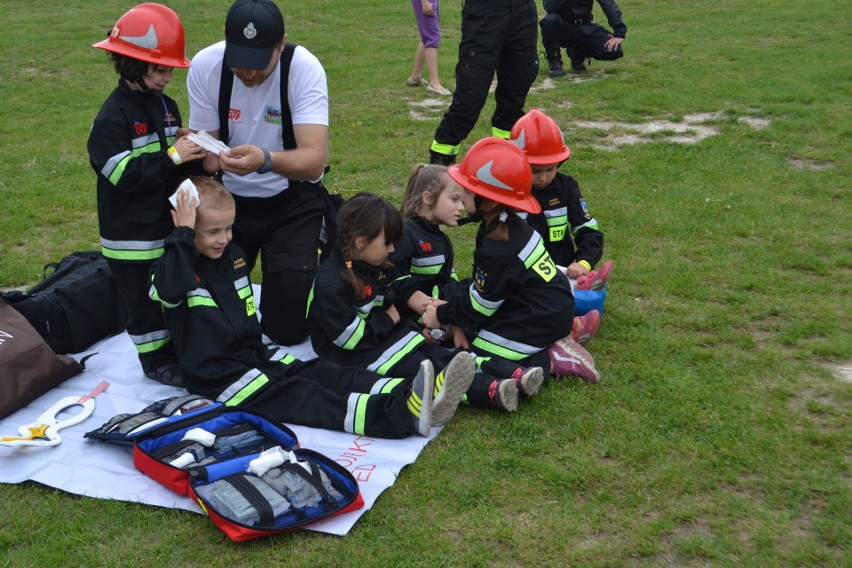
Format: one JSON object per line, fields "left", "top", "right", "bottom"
{"left": 431, "top": 352, "right": 476, "bottom": 426}
{"left": 491, "top": 379, "right": 519, "bottom": 412}
{"left": 408, "top": 360, "right": 435, "bottom": 437}
{"left": 511, "top": 366, "right": 544, "bottom": 397}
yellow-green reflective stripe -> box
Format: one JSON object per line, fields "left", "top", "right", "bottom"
{"left": 375, "top": 334, "right": 425, "bottom": 375}
{"left": 430, "top": 140, "right": 459, "bottom": 156}
{"left": 523, "top": 239, "right": 548, "bottom": 270}
{"left": 571, "top": 218, "right": 600, "bottom": 236}
{"left": 107, "top": 142, "right": 164, "bottom": 185}
{"left": 411, "top": 265, "right": 442, "bottom": 275}
{"left": 236, "top": 286, "right": 252, "bottom": 300}
{"left": 472, "top": 336, "right": 527, "bottom": 361}
{"left": 491, "top": 126, "right": 511, "bottom": 139}
{"left": 101, "top": 246, "right": 164, "bottom": 261}
{"left": 470, "top": 287, "right": 498, "bottom": 317}
{"left": 546, "top": 215, "right": 569, "bottom": 228}
{"left": 305, "top": 285, "right": 315, "bottom": 318}
{"left": 187, "top": 296, "right": 218, "bottom": 308}
{"left": 381, "top": 377, "right": 405, "bottom": 393}
{"left": 279, "top": 353, "right": 297, "bottom": 365}
{"left": 135, "top": 337, "right": 169, "bottom": 354}
{"left": 341, "top": 318, "right": 367, "bottom": 350}
{"left": 223, "top": 374, "right": 270, "bottom": 406}
{"left": 353, "top": 393, "right": 369, "bottom": 434}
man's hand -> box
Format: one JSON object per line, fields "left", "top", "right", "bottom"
{"left": 604, "top": 35, "right": 623, "bottom": 52}
{"left": 219, "top": 145, "right": 265, "bottom": 176}
{"left": 170, "top": 189, "right": 197, "bottom": 229}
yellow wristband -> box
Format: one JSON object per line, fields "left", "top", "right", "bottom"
{"left": 578, "top": 260, "right": 592, "bottom": 272}
{"left": 167, "top": 146, "right": 183, "bottom": 166}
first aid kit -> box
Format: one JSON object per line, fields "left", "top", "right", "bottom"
{"left": 86, "top": 395, "right": 364, "bottom": 541}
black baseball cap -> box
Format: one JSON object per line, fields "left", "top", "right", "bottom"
{"left": 224, "top": 0, "right": 285, "bottom": 69}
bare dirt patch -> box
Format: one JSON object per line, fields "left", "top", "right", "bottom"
{"left": 787, "top": 157, "right": 837, "bottom": 171}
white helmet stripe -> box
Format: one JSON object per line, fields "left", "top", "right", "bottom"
{"left": 475, "top": 160, "right": 515, "bottom": 192}
{"left": 121, "top": 24, "right": 159, "bottom": 50}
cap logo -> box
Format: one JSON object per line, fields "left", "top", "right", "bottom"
{"left": 476, "top": 160, "right": 514, "bottom": 191}
{"left": 243, "top": 22, "right": 257, "bottom": 40}
{"left": 512, "top": 130, "right": 527, "bottom": 150}
{"left": 120, "top": 24, "right": 158, "bottom": 50}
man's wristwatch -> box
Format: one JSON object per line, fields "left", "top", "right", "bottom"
{"left": 257, "top": 149, "right": 273, "bottom": 174}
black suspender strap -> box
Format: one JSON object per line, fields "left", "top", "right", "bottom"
{"left": 217, "top": 42, "right": 298, "bottom": 150}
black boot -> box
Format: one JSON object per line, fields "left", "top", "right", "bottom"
{"left": 570, "top": 47, "right": 588, "bottom": 72}
{"left": 545, "top": 46, "right": 564, "bottom": 78}
{"left": 428, "top": 149, "right": 456, "bottom": 166}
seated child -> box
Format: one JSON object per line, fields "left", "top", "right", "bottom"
{"left": 148, "top": 176, "right": 474, "bottom": 438}
{"left": 308, "top": 192, "right": 542, "bottom": 413}
{"left": 510, "top": 108, "right": 614, "bottom": 344}
{"left": 423, "top": 138, "right": 601, "bottom": 385}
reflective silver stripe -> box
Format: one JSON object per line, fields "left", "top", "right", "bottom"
{"left": 187, "top": 287, "right": 213, "bottom": 299}
{"left": 217, "top": 368, "right": 263, "bottom": 403}
{"left": 100, "top": 237, "right": 165, "bottom": 251}
{"left": 355, "top": 295, "right": 385, "bottom": 315}
{"left": 367, "top": 330, "right": 421, "bottom": 373}
{"left": 470, "top": 284, "right": 503, "bottom": 310}
{"left": 128, "top": 329, "right": 170, "bottom": 345}
{"left": 233, "top": 276, "right": 251, "bottom": 290}
{"left": 370, "top": 377, "right": 395, "bottom": 395}
{"left": 572, "top": 217, "right": 600, "bottom": 235}
{"left": 518, "top": 233, "right": 539, "bottom": 263}
{"left": 101, "top": 150, "right": 132, "bottom": 179}
{"left": 165, "top": 125, "right": 179, "bottom": 138}
{"left": 412, "top": 254, "right": 446, "bottom": 267}
{"left": 333, "top": 314, "right": 365, "bottom": 348}
{"left": 516, "top": 211, "right": 529, "bottom": 220}
{"left": 543, "top": 207, "right": 568, "bottom": 220}
{"left": 344, "top": 392, "right": 361, "bottom": 433}
{"left": 476, "top": 329, "right": 540, "bottom": 356}
{"left": 131, "top": 132, "right": 160, "bottom": 150}
{"left": 148, "top": 284, "right": 181, "bottom": 308}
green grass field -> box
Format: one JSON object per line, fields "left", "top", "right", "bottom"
{"left": 1, "top": 0, "right": 849, "bottom": 565}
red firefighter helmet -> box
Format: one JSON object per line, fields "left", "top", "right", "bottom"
{"left": 448, "top": 137, "right": 539, "bottom": 214}
{"left": 510, "top": 109, "right": 571, "bottom": 165}
{"left": 93, "top": 3, "right": 191, "bottom": 68}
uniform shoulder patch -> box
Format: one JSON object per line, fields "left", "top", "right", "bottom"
{"left": 580, "top": 198, "right": 591, "bottom": 219}
{"left": 473, "top": 265, "right": 488, "bottom": 291}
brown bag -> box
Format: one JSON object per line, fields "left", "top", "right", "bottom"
{"left": 0, "top": 296, "right": 83, "bottom": 420}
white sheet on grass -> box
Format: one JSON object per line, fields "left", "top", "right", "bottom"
{"left": 0, "top": 288, "right": 438, "bottom": 536}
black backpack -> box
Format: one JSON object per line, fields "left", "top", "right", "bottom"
{"left": 2, "top": 251, "right": 129, "bottom": 354}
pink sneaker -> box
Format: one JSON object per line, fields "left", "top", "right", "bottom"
{"left": 548, "top": 336, "right": 601, "bottom": 383}
{"left": 571, "top": 309, "right": 600, "bottom": 345}
{"left": 576, "top": 260, "right": 613, "bottom": 291}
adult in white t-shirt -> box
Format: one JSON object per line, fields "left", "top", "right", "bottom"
{"left": 188, "top": 0, "right": 329, "bottom": 346}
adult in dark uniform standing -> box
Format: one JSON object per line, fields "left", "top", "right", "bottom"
{"left": 540, "top": 0, "right": 627, "bottom": 77}
{"left": 428, "top": 0, "right": 540, "bottom": 166}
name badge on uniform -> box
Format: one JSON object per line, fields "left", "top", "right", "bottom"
{"left": 550, "top": 225, "right": 567, "bottom": 242}
{"left": 532, "top": 252, "right": 557, "bottom": 283}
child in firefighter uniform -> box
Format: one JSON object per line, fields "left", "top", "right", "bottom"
{"left": 308, "top": 192, "right": 543, "bottom": 413}
{"left": 88, "top": 4, "right": 209, "bottom": 385}
{"left": 510, "top": 109, "right": 613, "bottom": 342}
{"left": 148, "top": 177, "right": 473, "bottom": 438}
{"left": 424, "top": 138, "right": 601, "bottom": 384}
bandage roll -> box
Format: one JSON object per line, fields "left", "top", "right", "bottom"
{"left": 248, "top": 450, "right": 286, "bottom": 478}
{"left": 170, "top": 452, "right": 198, "bottom": 469}
{"left": 182, "top": 428, "right": 216, "bottom": 447}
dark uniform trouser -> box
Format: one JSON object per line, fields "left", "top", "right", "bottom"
{"left": 433, "top": 0, "right": 539, "bottom": 153}
{"left": 108, "top": 260, "right": 177, "bottom": 373}
{"left": 231, "top": 182, "right": 325, "bottom": 347}
{"left": 539, "top": 15, "right": 624, "bottom": 62}
{"left": 240, "top": 359, "right": 417, "bottom": 439}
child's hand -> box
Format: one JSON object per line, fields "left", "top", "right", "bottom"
{"left": 170, "top": 189, "right": 197, "bottom": 229}
{"left": 566, "top": 262, "right": 590, "bottom": 279}
{"left": 423, "top": 305, "right": 441, "bottom": 329}
{"left": 171, "top": 136, "right": 207, "bottom": 163}
{"left": 420, "top": 0, "right": 434, "bottom": 16}
{"left": 385, "top": 305, "right": 401, "bottom": 325}
{"left": 449, "top": 325, "right": 470, "bottom": 350}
